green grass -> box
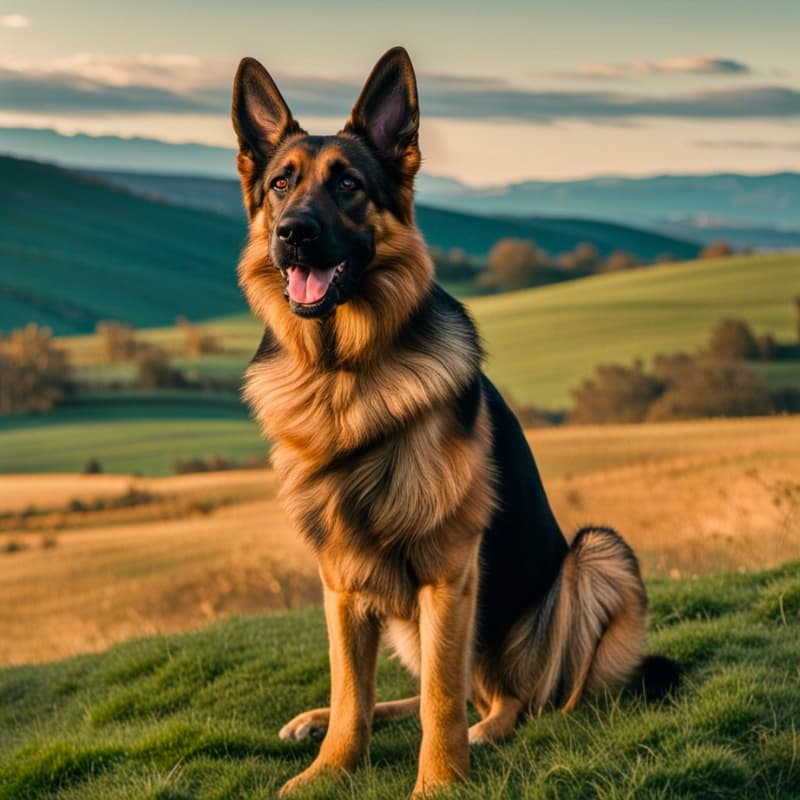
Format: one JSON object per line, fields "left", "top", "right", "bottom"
{"left": 1, "top": 562, "right": 799, "bottom": 799}
{"left": 0, "top": 394, "right": 263, "bottom": 476}
{"left": 0, "top": 156, "right": 246, "bottom": 335}
{"left": 472, "top": 252, "right": 800, "bottom": 406}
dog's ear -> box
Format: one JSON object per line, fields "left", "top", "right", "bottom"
{"left": 232, "top": 57, "right": 304, "bottom": 163}
{"left": 342, "top": 47, "right": 420, "bottom": 178}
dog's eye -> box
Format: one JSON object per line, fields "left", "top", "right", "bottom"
{"left": 339, "top": 176, "right": 360, "bottom": 192}
{"left": 271, "top": 176, "right": 289, "bottom": 193}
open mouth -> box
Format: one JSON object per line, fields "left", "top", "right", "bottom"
{"left": 285, "top": 261, "right": 346, "bottom": 308}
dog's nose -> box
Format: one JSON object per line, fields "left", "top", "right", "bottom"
{"left": 277, "top": 214, "right": 321, "bottom": 246}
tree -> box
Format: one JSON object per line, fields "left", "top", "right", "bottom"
{"left": 570, "top": 361, "right": 664, "bottom": 424}
{"left": 557, "top": 242, "right": 599, "bottom": 274}
{"left": 176, "top": 317, "right": 220, "bottom": 357}
{"left": 700, "top": 241, "right": 734, "bottom": 259}
{"left": 599, "top": 251, "right": 641, "bottom": 273}
{"left": 96, "top": 320, "right": 138, "bottom": 363}
{"left": 482, "top": 238, "right": 553, "bottom": 291}
{"left": 707, "top": 319, "right": 760, "bottom": 360}
{"left": 135, "top": 345, "right": 184, "bottom": 389}
{"left": 647, "top": 358, "right": 773, "bottom": 421}
{"left": 0, "top": 324, "right": 72, "bottom": 413}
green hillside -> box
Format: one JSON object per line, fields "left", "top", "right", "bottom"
{"left": 0, "top": 156, "right": 246, "bottom": 335}
{"left": 473, "top": 252, "right": 799, "bottom": 407}
{"left": 0, "top": 394, "right": 262, "bottom": 476}
{"left": 1, "top": 561, "right": 799, "bottom": 799}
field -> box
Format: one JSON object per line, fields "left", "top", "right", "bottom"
{"left": 0, "top": 394, "right": 261, "bottom": 476}
{"left": 1, "top": 415, "right": 798, "bottom": 667}
{"left": 1, "top": 560, "right": 799, "bottom": 799}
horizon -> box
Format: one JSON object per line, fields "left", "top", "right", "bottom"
{"left": 1, "top": 1, "right": 799, "bottom": 183}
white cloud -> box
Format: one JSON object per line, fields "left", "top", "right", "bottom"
{"left": 0, "top": 13, "right": 30, "bottom": 29}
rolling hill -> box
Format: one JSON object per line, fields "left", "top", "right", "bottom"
{"left": 0, "top": 155, "right": 699, "bottom": 335}
{"left": 0, "top": 156, "right": 247, "bottom": 335}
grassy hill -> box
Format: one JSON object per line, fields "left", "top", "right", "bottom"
{"left": 1, "top": 561, "right": 798, "bottom": 799}
{"left": 0, "top": 156, "right": 246, "bottom": 335}
{"left": 473, "top": 252, "right": 799, "bottom": 407}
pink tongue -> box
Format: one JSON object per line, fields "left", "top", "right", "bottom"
{"left": 287, "top": 266, "right": 336, "bottom": 304}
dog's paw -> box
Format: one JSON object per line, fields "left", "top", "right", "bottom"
{"left": 279, "top": 710, "right": 329, "bottom": 742}
{"left": 468, "top": 721, "right": 494, "bottom": 746}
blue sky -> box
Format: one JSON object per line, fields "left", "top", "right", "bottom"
{"left": 2, "top": 0, "right": 799, "bottom": 183}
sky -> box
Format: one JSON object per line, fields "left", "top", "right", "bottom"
{"left": 2, "top": 0, "right": 800, "bottom": 184}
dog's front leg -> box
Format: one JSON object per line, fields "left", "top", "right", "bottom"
{"left": 413, "top": 569, "right": 477, "bottom": 796}
{"left": 279, "top": 585, "right": 380, "bottom": 796}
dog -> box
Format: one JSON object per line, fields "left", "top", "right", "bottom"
{"left": 232, "top": 47, "right": 673, "bottom": 797}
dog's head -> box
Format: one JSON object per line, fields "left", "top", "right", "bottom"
{"left": 232, "top": 47, "right": 425, "bottom": 322}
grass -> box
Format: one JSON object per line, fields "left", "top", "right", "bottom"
{"left": 1, "top": 561, "right": 799, "bottom": 799}
{"left": 0, "top": 156, "right": 246, "bottom": 335}
{"left": 1, "top": 416, "right": 797, "bottom": 666}
{"left": 0, "top": 394, "right": 263, "bottom": 476}
{"left": 471, "top": 252, "right": 800, "bottom": 406}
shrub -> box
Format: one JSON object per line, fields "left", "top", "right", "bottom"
{"left": 83, "top": 458, "right": 103, "bottom": 475}
{"left": 0, "top": 324, "right": 72, "bottom": 413}
{"left": 482, "top": 238, "right": 557, "bottom": 291}
{"left": 647, "top": 358, "right": 774, "bottom": 421}
{"left": 176, "top": 317, "right": 221, "bottom": 357}
{"left": 96, "top": 321, "right": 138, "bottom": 363}
{"left": 700, "top": 240, "right": 734, "bottom": 259}
{"left": 135, "top": 346, "right": 184, "bottom": 389}
{"left": 707, "top": 319, "right": 761, "bottom": 360}
{"left": 599, "top": 250, "right": 641, "bottom": 273}
{"left": 570, "top": 361, "right": 664, "bottom": 424}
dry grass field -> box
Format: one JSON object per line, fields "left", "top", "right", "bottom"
{"left": 1, "top": 415, "right": 798, "bottom": 667}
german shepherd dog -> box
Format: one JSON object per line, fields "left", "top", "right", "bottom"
{"left": 232, "top": 47, "right": 672, "bottom": 797}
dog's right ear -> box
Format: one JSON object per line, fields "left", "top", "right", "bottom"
{"left": 232, "top": 57, "right": 303, "bottom": 164}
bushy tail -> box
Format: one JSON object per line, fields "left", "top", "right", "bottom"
{"left": 506, "top": 526, "right": 666, "bottom": 713}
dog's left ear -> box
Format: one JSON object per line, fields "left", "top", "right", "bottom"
{"left": 342, "top": 47, "right": 420, "bottom": 178}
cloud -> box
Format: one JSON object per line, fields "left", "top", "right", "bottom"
{"left": 0, "top": 13, "right": 30, "bottom": 28}
{"left": 554, "top": 56, "right": 752, "bottom": 80}
{"left": 695, "top": 138, "right": 800, "bottom": 152}
{"left": 1, "top": 53, "right": 799, "bottom": 123}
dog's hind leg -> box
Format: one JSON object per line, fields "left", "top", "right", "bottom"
{"left": 468, "top": 694, "right": 523, "bottom": 745}
{"left": 279, "top": 696, "right": 420, "bottom": 742}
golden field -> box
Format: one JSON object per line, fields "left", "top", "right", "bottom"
{"left": 1, "top": 415, "right": 798, "bottom": 667}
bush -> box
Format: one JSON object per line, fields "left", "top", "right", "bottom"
{"left": 570, "top": 361, "right": 664, "bottom": 424}
{"left": 96, "top": 321, "right": 138, "bottom": 363}
{"left": 135, "top": 346, "right": 184, "bottom": 389}
{"left": 647, "top": 358, "right": 774, "bottom": 421}
{"left": 570, "top": 351, "right": 776, "bottom": 424}
{"left": 0, "top": 324, "right": 72, "bottom": 414}
{"left": 482, "top": 238, "right": 557, "bottom": 291}
{"left": 599, "top": 250, "right": 641, "bottom": 273}
{"left": 83, "top": 458, "right": 103, "bottom": 475}
{"left": 700, "top": 240, "right": 734, "bottom": 259}
{"left": 176, "top": 317, "right": 221, "bottom": 357}
{"left": 556, "top": 242, "right": 599, "bottom": 275}
{"left": 707, "top": 319, "right": 761, "bottom": 360}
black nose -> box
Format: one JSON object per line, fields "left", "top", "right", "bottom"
{"left": 277, "top": 213, "right": 321, "bottom": 247}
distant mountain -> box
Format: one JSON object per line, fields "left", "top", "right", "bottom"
{"left": 422, "top": 173, "right": 800, "bottom": 234}
{"left": 0, "top": 127, "right": 464, "bottom": 197}
{"left": 3, "top": 127, "right": 798, "bottom": 249}
{"left": 89, "top": 169, "right": 700, "bottom": 261}
{"left": 0, "top": 156, "right": 246, "bottom": 335}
